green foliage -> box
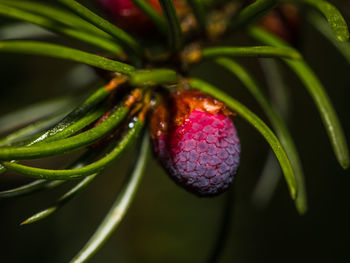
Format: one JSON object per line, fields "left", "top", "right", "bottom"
{"left": 248, "top": 26, "right": 349, "bottom": 169}
{"left": 202, "top": 46, "right": 302, "bottom": 59}
{"left": 0, "top": 40, "right": 134, "bottom": 73}
{"left": 214, "top": 57, "right": 307, "bottom": 214}
{"left": 159, "top": 0, "right": 183, "bottom": 50}
{"left": 0, "top": 0, "right": 349, "bottom": 262}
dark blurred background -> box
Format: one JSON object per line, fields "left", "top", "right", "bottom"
{"left": 1, "top": 1, "right": 350, "bottom": 262}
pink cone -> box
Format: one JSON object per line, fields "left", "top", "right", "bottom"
{"left": 150, "top": 90, "right": 241, "bottom": 196}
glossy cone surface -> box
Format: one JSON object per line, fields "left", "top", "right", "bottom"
{"left": 150, "top": 90, "right": 241, "bottom": 196}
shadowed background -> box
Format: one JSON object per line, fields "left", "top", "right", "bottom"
{"left": 1, "top": 1, "right": 350, "bottom": 263}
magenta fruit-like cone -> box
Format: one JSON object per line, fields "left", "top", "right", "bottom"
{"left": 150, "top": 90, "right": 241, "bottom": 196}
